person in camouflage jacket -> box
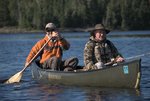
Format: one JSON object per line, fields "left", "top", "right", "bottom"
{"left": 84, "top": 24, "right": 124, "bottom": 70}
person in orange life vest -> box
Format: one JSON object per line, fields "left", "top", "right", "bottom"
{"left": 25, "top": 23, "right": 78, "bottom": 71}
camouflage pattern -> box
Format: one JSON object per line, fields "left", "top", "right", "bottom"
{"left": 84, "top": 36, "right": 122, "bottom": 70}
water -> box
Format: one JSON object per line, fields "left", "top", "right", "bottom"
{"left": 0, "top": 31, "right": 150, "bottom": 101}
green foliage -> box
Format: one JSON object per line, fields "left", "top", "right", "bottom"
{"left": 105, "top": 0, "right": 122, "bottom": 29}
{"left": 0, "top": 0, "right": 150, "bottom": 30}
{"left": 0, "top": 0, "right": 11, "bottom": 27}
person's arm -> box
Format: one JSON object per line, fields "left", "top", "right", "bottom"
{"left": 84, "top": 41, "right": 97, "bottom": 70}
{"left": 25, "top": 39, "right": 45, "bottom": 67}
{"left": 51, "top": 31, "right": 70, "bottom": 50}
{"left": 109, "top": 41, "right": 124, "bottom": 63}
{"left": 58, "top": 37, "right": 70, "bottom": 50}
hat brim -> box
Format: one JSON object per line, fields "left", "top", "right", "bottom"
{"left": 88, "top": 28, "right": 110, "bottom": 34}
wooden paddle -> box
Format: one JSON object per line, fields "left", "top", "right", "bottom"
{"left": 5, "top": 35, "right": 51, "bottom": 84}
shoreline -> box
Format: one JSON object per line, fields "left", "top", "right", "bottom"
{"left": 0, "top": 27, "right": 87, "bottom": 34}
{"left": 1, "top": 27, "right": 150, "bottom": 34}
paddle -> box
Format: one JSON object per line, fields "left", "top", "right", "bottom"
{"left": 105, "top": 52, "right": 150, "bottom": 66}
{"left": 5, "top": 34, "right": 51, "bottom": 84}
{"left": 75, "top": 52, "right": 150, "bottom": 72}
{"left": 126, "top": 52, "right": 150, "bottom": 60}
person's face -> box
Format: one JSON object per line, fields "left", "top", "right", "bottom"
{"left": 94, "top": 30, "right": 106, "bottom": 41}
{"left": 47, "top": 30, "right": 59, "bottom": 37}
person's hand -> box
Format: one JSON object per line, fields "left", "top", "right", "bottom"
{"left": 51, "top": 31, "right": 61, "bottom": 39}
{"left": 47, "top": 31, "right": 62, "bottom": 41}
{"left": 115, "top": 57, "right": 124, "bottom": 63}
{"left": 46, "top": 33, "right": 52, "bottom": 39}
{"left": 95, "top": 61, "right": 105, "bottom": 69}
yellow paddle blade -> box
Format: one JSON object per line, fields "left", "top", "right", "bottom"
{"left": 5, "top": 71, "right": 23, "bottom": 84}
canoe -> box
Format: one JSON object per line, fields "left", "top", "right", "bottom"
{"left": 30, "top": 58, "right": 141, "bottom": 88}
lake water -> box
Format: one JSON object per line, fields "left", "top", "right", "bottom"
{"left": 0, "top": 31, "right": 150, "bottom": 101}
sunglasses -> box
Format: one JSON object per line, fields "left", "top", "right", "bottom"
{"left": 46, "top": 28, "right": 56, "bottom": 32}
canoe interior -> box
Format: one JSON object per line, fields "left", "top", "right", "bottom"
{"left": 30, "top": 58, "right": 141, "bottom": 88}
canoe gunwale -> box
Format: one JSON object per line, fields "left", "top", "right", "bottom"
{"left": 30, "top": 58, "right": 141, "bottom": 88}
{"left": 33, "top": 58, "right": 141, "bottom": 73}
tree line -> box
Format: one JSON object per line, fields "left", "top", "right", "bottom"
{"left": 0, "top": 0, "right": 150, "bottom": 30}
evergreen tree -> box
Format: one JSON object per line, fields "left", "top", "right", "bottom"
{"left": 138, "top": 0, "right": 150, "bottom": 30}
{"left": 120, "top": 0, "right": 131, "bottom": 30}
{"left": 0, "top": 0, "right": 150, "bottom": 30}
{"left": 8, "top": 0, "right": 18, "bottom": 26}
{"left": 0, "top": 0, "right": 11, "bottom": 27}
{"left": 105, "top": 0, "right": 122, "bottom": 29}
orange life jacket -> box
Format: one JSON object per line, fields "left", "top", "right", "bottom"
{"left": 26, "top": 35, "right": 70, "bottom": 64}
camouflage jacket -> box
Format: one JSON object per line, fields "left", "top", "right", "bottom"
{"left": 84, "top": 36, "right": 122, "bottom": 70}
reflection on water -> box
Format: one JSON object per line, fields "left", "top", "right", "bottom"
{"left": 0, "top": 31, "right": 150, "bottom": 101}
{"left": 82, "top": 87, "right": 142, "bottom": 101}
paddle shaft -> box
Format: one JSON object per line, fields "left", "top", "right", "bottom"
{"left": 104, "top": 52, "right": 150, "bottom": 66}
{"left": 126, "top": 52, "right": 150, "bottom": 60}
{"left": 4, "top": 34, "right": 53, "bottom": 84}
{"left": 21, "top": 35, "right": 51, "bottom": 72}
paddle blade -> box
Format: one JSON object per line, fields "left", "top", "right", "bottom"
{"left": 5, "top": 71, "right": 23, "bottom": 84}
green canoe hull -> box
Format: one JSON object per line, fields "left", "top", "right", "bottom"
{"left": 30, "top": 58, "right": 141, "bottom": 88}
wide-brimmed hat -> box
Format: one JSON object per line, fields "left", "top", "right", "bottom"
{"left": 89, "top": 24, "right": 110, "bottom": 36}
{"left": 45, "top": 22, "right": 56, "bottom": 31}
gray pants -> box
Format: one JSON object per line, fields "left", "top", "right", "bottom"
{"left": 42, "top": 56, "right": 78, "bottom": 71}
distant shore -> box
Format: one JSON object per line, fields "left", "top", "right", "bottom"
{"left": 0, "top": 27, "right": 87, "bottom": 34}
